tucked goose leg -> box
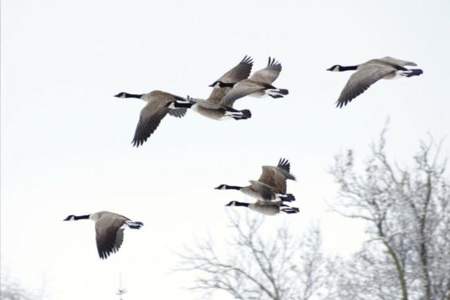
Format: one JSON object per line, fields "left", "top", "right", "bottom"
{"left": 267, "top": 88, "right": 289, "bottom": 99}
{"left": 281, "top": 207, "right": 300, "bottom": 214}
{"left": 224, "top": 108, "right": 252, "bottom": 120}
{"left": 400, "top": 69, "right": 423, "bottom": 77}
{"left": 125, "top": 220, "right": 144, "bottom": 229}
{"left": 277, "top": 193, "right": 296, "bottom": 202}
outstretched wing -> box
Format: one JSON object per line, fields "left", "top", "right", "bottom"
{"left": 211, "top": 55, "right": 254, "bottom": 85}
{"left": 168, "top": 108, "right": 187, "bottom": 118}
{"left": 249, "top": 180, "right": 276, "bottom": 201}
{"left": 258, "top": 166, "right": 287, "bottom": 194}
{"left": 132, "top": 91, "right": 181, "bottom": 146}
{"left": 207, "top": 86, "right": 230, "bottom": 105}
{"left": 132, "top": 102, "right": 169, "bottom": 147}
{"left": 277, "top": 158, "right": 291, "bottom": 173}
{"left": 249, "top": 57, "right": 282, "bottom": 84}
{"left": 219, "top": 80, "right": 263, "bottom": 107}
{"left": 207, "top": 56, "right": 254, "bottom": 105}
{"left": 95, "top": 216, "right": 127, "bottom": 259}
{"left": 336, "top": 63, "right": 394, "bottom": 108}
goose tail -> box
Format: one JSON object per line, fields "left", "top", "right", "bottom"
{"left": 126, "top": 220, "right": 144, "bottom": 229}
{"left": 267, "top": 88, "right": 289, "bottom": 99}
{"left": 401, "top": 69, "right": 423, "bottom": 77}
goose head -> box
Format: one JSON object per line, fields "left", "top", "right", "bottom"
{"left": 327, "top": 65, "right": 343, "bottom": 72}
{"left": 63, "top": 215, "right": 77, "bottom": 221}
{"left": 114, "top": 92, "right": 127, "bottom": 98}
{"left": 209, "top": 81, "right": 234, "bottom": 88}
{"left": 225, "top": 201, "right": 238, "bottom": 206}
{"left": 63, "top": 214, "right": 90, "bottom": 221}
{"left": 209, "top": 81, "right": 221, "bottom": 88}
{"left": 215, "top": 184, "right": 228, "bottom": 190}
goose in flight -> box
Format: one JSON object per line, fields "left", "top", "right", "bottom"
{"left": 114, "top": 90, "right": 192, "bottom": 146}
{"left": 327, "top": 57, "right": 423, "bottom": 108}
{"left": 219, "top": 57, "right": 289, "bottom": 107}
{"left": 64, "top": 211, "right": 143, "bottom": 259}
{"left": 186, "top": 56, "right": 254, "bottom": 120}
{"left": 225, "top": 200, "right": 299, "bottom": 216}
{"left": 216, "top": 158, "right": 296, "bottom": 203}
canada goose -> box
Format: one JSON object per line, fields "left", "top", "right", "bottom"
{"left": 187, "top": 56, "right": 254, "bottom": 120}
{"left": 63, "top": 211, "right": 143, "bottom": 259}
{"left": 225, "top": 200, "right": 300, "bottom": 216}
{"left": 114, "top": 90, "right": 192, "bottom": 146}
{"left": 327, "top": 56, "right": 423, "bottom": 108}
{"left": 215, "top": 158, "right": 296, "bottom": 202}
{"left": 219, "top": 57, "right": 289, "bottom": 107}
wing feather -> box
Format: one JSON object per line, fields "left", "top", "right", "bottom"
{"left": 336, "top": 63, "right": 395, "bottom": 108}
{"left": 168, "top": 108, "right": 187, "bottom": 118}
{"left": 258, "top": 166, "right": 287, "bottom": 194}
{"left": 131, "top": 92, "right": 182, "bottom": 146}
{"left": 249, "top": 57, "right": 282, "bottom": 84}
{"left": 220, "top": 80, "right": 263, "bottom": 107}
{"left": 95, "top": 216, "right": 127, "bottom": 259}
{"left": 212, "top": 55, "right": 254, "bottom": 84}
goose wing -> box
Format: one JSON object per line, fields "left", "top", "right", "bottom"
{"left": 95, "top": 215, "right": 128, "bottom": 259}
{"left": 211, "top": 55, "right": 254, "bottom": 85}
{"left": 380, "top": 56, "right": 417, "bottom": 67}
{"left": 336, "top": 63, "right": 395, "bottom": 108}
{"left": 249, "top": 180, "right": 276, "bottom": 201}
{"left": 159, "top": 91, "right": 188, "bottom": 118}
{"left": 249, "top": 57, "right": 282, "bottom": 84}
{"left": 168, "top": 108, "right": 187, "bottom": 118}
{"left": 258, "top": 166, "right": 287, "bottom": 194}
{"left": 207, "top": 56, "right": 254, "bottom": 105}
{"left": 219, "top": 80, "right": 264, "bottom": 107}
{"left": 132, "top": 92, "right": 178, "bottom": 146}
{"left": 207, "top": 86, "right": 230, "bottom": 105}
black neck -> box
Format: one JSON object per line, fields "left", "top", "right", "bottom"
{"left": 210, "top": 81, "right": 235, "bottom": 88}
{"left": 225, "top": 185, "right": 242, "bottom": 190}
{"left": 122, "top": 92, "right": 144, "bottom": 99}
{"left": 234, "top": 201, "right": 250, "bottom": 207}
{"left": 74, "top": 214, "right": 90, "bottom": 220}
{"left": 339, "top": 65, "right": 358, "bottom": 71}
{"left": 173, "top": 100, "right": 193, "bottom": 108}
{"left": 218, "top": 81, "right": 235, "bottom": 88}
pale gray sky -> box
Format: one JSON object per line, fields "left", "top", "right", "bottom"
{"left": 2, "top": 0, "right": 450, "bottom": 299}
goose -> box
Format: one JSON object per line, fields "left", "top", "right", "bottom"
{"left": 186, "top": 56, "right": 254, "bottom": 120}
{"left": 219, "top": 57, "right": 289, "bottom": 107}
{"left": 327, "top": 56, "right": 423, "bottom": 108}
{"left": 225, "top": 200, "right": 300, "bottom": 216}
{"left": 215, "top": 158, "right": 296, "bottom": 202}
{"left": 63, "top": 211, "right": 143, "bottom": 259}
{"left": 114, "top": 90, "right": 192, "bottom": 147}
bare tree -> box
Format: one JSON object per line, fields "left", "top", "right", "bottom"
{"left": 0, "top": 273, "right": 37, "bottom": 300}
{"left": 330, "top": 128, "right": 450, "bottom": 300}
{"left": 177, "top": 213, "right": 333, "bottom": 300}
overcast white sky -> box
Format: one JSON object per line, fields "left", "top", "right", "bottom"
{"left": 2, "top": 0, "right": 450, "bottom": 299}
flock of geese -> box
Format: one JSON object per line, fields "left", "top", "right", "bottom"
{"left": 64, "top": 55, "right": 423, "bottom": 259}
